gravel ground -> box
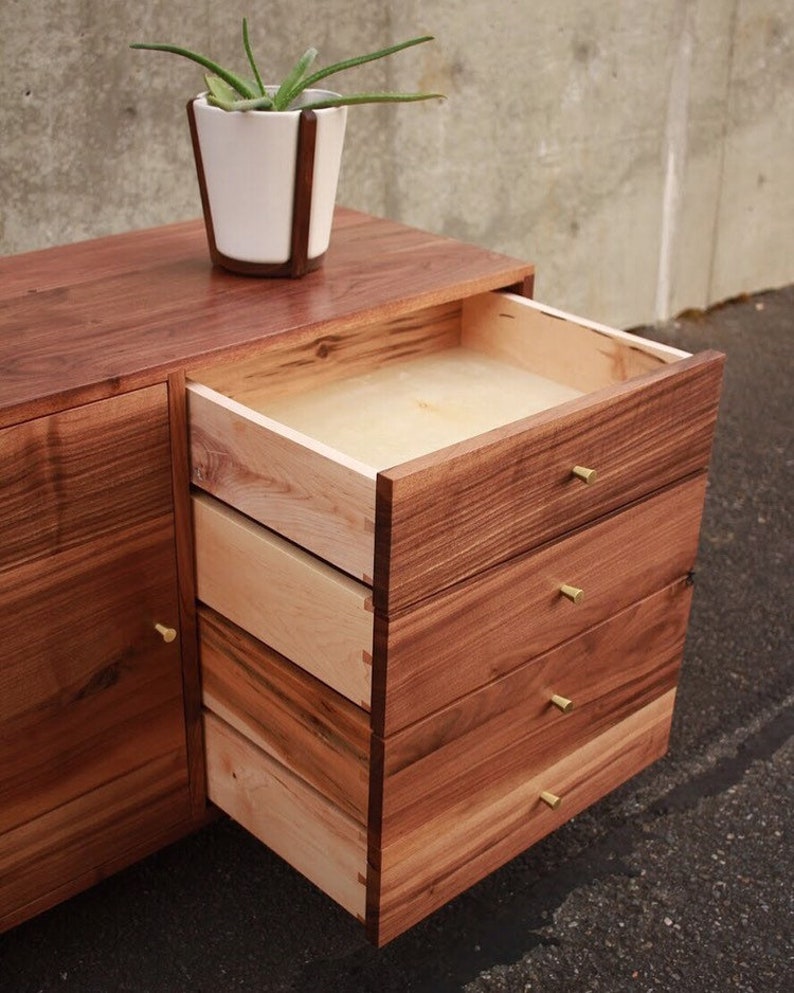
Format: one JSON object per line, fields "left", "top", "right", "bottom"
{"left": 1, "top": 286, "right": 791, "bottom": 993}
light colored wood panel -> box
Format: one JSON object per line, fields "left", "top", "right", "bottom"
{"left": 204, "top": 711, "right": 367, "bottom": 919}
{"left": 191, "top": 300, "right": 463, "bottom": 405}
{"left": 256, "top": 349, "right": 581, "bottom": 471}
{"left": 462, "top": 292, "right": 688, "bottom": 394}
{"left": 0, "top": 516, "right": 186, "bottom": 835}
{"left": 376, "top": 475, "right": 707, "bottom": 735}
{"left": 188, "top": 382, "right": 376, "bottom": 582}
{"left": 193, "top": 494, "right": 373, "bottom": 708}
{"left": 199, "top": 607, "right": 370, "bottom": 823}
{"left": 378, "top": 579, "right": 691, "bottom": 846}
{"left": 376, "top": 350, "right": 724, "bottom": 612}
{"left": 367, "top": 690, "right": 675, "bottom": 946}
{"left": 0, "top": 749, "right": 191, "bottom": 929}
{"left": 0, "top": 385, "right": 173, "bottom": 573}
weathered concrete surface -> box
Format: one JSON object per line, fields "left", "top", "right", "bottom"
{"left": 0, "top": 283, "right": 791, "bottom": 992}
{"left": 1, "top": 1, "right": 791, "bottom": 325}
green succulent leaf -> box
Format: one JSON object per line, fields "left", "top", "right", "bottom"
{"left": 298, "top": 91, "right": 445, "bottom": 111}
{"left": 204, "top": 74, "right": 239, "bottom": 104}
{"left": 299, "top": 35, "right": 435, "bottom": 92}
{"left": 130, "top": 41, "right": 258, "bottom": 99}
{"left": 273, "top": 47, "right": 319, "bottom": 110}
{"left": 242, "top": 17, "right": 265, "bottom": 95}
{"left": 205, "top": 92, "right": 275, "bottom": 112}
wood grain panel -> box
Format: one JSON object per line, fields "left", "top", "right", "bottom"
{"left": 191, "top": 300, "right": 462, "bottom": 406}
{"left": 199, "top": 607, "right": 370, "bottom": 822}
{"left": 0, "top": 385, "right": 173, "bottom": 572}
{"left": 367, "top": 690, "right": 675, "bottom": 946}
{"left": 374, "top": 475, "right": 707, "bottom": 735}
{"left": 0, "top": 750, "right": 191, "bottom": 931}
{"left": 188, "top": 382, "right": 377, "bottom": 582}
{"left": 204, "top": 711, "right": 367, "bottom": 919}
{"left": 0, "top": 211, "right": 532, "bottom": 427}
{"left": 0, "top": 515, "right": 186, "bottom": 835}
{"left": 375, "top": 350, "right": 723, "bottom": 612}
{"left": 376, "top": 579, "right": 691, "bottom": 847}
{"left": 462, "top": 292, "right": 689, "bottom": 391}
{"left": 192, "top": 494, "right": 373, "bottom": 707}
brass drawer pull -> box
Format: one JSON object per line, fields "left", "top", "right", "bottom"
{"left": 154, "top": 623, "right": 178, "bottom": 644}
{"left": 540, "top": 791, "right": 562, "bottom": 810}
{"left": 551, "top": 694, "right": 574, "bottom": 713}
{"left": 560, "top": 584, "right": 584, "bottom": 604}
{"left": 572, "top": 465, "right": 597, "bottom": 484}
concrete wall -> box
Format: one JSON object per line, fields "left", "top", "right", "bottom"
{"left": 1, "top": 0, "right": 791, "bottom": 326}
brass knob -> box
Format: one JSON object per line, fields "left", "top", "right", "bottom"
{"left": 540, "top": 791, "right": 562, "bottom": 810}
{"left": 560, "top": 584, "right": 584, "bottom": 604}
{"left": 551, "top": 694, "right": 574, "bottom": 713}
{"left": 154, "top": 623, "right": 177, "bottom": 644}
{"left": 572, "top": 465, "right": 597, "bottom": 484}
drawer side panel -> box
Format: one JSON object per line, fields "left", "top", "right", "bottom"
{"left": 193, "top": 493, "right": 373, "bottom": 709}
{"left": 199, "top": 607, "right": 370, "bottom": 823}
{"left": 204, "top": 711, "right": 367, "bottom": 919}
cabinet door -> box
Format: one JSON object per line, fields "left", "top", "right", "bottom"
{"left": 0, "top": 387, "right": 192, "bottom": 930}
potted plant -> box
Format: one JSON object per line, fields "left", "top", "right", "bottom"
{"left": 131, "top": 21, "right": 443, "bottom": 276}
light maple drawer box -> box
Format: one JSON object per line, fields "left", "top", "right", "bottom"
{"left": 186, "top": 291, "right": 724, "bottom": 613}
{"left": 192, "top": 474, "right": 706, "bottom": 722}
{"left": 197, "top": 575, "right": 690, "bottom": 947}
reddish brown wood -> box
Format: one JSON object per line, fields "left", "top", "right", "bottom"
{"left": 0, "top": 212, "right": 533, "bottom": 427}
{"left": 199, "top": 607, "right": 370, "bottom": 822}
{"left": 167, "top": 369, "right": 207, "bottom": 817}
{"left": 374, "top": 350, "right": 724, "bottom": 614}
{"left": 372, "top": 474, "right": 708, "bottom": 736}
{"left": 0, "top": 386, "right": 174, "bottom": 572}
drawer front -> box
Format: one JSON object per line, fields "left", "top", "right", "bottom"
{"left": 376, "top": 348, "right": 723, "bottom": 612}
{"left": 375, "top": 474, "right": 707, "bottom": 735}
{"left": 367, "top": 689, "right": 675, "bottom": 946}
{"left": 193, "top": 492, "right": 373, "bottom": 708}
{"left": 375, "top": 578, "right": 692, "bottom": 850}
{"left": 199, "top": 606, "right": 370, "bottom": 823}
{"left": 204, "top": 710, "right": 367, "bottom": 919}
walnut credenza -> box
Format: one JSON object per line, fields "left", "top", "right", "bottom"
{"left": 0, "top": 211, "right": 723, "bottom": 944}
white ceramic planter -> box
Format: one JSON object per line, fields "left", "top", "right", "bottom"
{"left": 189, "top": 90, "right": 347, "bottom": 273}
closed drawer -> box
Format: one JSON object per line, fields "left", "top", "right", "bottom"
{"left": 375, "top": 473, "right": 707, "bottom": 734}
{"left": 187, "top": 292, "right": 724, "bottom": 611}
{"left": 369, "top": 689, "right": 677, "bottom": 945}
{"left": 193, "top": 492, "right": 373, "bottom": 708}
{"left": 374, "top": 578, "right": 693, "bottom": 854}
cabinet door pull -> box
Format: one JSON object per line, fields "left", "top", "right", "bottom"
{"left": 154, "top": 623, "right": 178, "bottom": 644}
{"left": 550, "top": 694, "right": 574, "bottom": 713}
{"left": 540, "top": 791, "right": 562, "bottom": 810}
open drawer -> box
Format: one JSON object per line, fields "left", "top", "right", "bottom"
{"left": 187, "top": 291, "right": 724, "bottom": 612}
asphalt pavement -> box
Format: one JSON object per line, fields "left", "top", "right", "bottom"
{"left": 1, "top": 285, "right": 791, "bottom": 993}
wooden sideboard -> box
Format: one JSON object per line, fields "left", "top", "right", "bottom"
{"left": 0, "top": 210, "right": 723, "bottom": 943}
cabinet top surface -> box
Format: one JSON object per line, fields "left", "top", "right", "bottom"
{"left": 0, "top": 209, "right": 532, "bottom": 425}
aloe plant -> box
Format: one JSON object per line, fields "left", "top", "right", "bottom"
{"left": 131, "top": 19, "right": 444, "bottom": 111}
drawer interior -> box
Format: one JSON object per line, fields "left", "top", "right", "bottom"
{"left": 189, "top": 292, "right": 689, "bottom": 472}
